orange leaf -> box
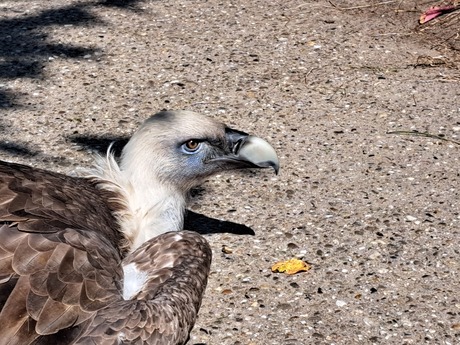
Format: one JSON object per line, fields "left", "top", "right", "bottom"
{"left": 271, "top": 258, "right": 311, "bottom": 275}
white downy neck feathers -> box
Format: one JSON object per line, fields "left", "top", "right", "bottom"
{"left": 90, "top": 151, "right": 187, "bottom": 251}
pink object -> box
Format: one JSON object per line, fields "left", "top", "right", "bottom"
{"left": 419, "top": 4, "right": 458, "bottom": 24}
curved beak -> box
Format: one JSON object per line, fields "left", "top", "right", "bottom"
{"left": 210, "top": 128, "right": 280, "bottom": 174}
{"left": 236, "top": 135, "right": 280, "bottom": 174}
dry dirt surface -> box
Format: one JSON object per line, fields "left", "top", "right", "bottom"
{"left": 1, "top": 0, "right": 459, "bottom": 344}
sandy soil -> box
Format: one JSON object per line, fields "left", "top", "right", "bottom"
{"left": 1, "top": 0, "right": 459, "bottom": 344}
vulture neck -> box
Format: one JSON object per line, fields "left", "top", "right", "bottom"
{"left": 123, "top": 177, "right": 187, "bottom": 251}
{"left": 92, "top": 154, "right": 187, "bottom": 252}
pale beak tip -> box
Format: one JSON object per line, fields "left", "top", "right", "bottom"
{"left": 238, "top": 136, "right": 280, "bottom": 175}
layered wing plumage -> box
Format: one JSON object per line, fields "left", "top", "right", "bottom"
{"left": 0, "top": 161, "right": 212, "bottom": 345}
{"left": 80, "top": 232, "right": 211, "bottom": 345}
{"left": 0, "top": 161, "right": 125, "bottom": 244}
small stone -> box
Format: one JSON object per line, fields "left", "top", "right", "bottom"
{"left": 406, "top": 215, "right": 417, "bottom": 222}
{"left": 222, "top": 245, "right": 233, "bottom": 254}
{"left": 277, "top": 302, "right": 292, "bottom": 310}
{"left": 368, "top": 251, "right": 381, "bottom": 260}
{"left": 336, "top": 300, "right": 347, "bottom": 307}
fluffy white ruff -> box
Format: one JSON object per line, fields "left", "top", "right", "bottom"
{"left": 88, "top": 150, "right": 186, "bottom": 251}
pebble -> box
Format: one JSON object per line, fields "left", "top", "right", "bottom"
{"left": 368, "top": 251, "right": 382, "bottom": 260}
{"left": 406, "top": 215, "right": 417, "bottom": 222}
{"left": 336, "top": 300, "right": 347, "bottom": 307}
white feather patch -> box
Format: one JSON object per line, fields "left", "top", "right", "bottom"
{"left": 172, "top": 233, "right": 183, "bottom": 242}
{"left": 122, "top": 262, "right": 148, "bottom": 300}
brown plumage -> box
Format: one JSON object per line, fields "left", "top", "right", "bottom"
{"left": 0, "top": 111, "right": 279, "bottom": 344}
{"left": 0, "top": 161, "right": 211, "bottom": 344}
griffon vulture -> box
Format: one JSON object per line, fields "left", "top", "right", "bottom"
{"left": 0, "top": 110, "right": 279, "bottom": 345}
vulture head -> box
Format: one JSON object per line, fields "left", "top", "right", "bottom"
{"left": 121, "top": 110, "right": 279, "bottom": 191}
{"left": 94, "top": 110, "right": 279, "bottom": 249}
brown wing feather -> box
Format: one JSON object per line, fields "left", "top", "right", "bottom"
{"left": 0, "top": 160, "right": 125, "bottom": 344}
{"left": 78, "top": 231, "right": 212, "bottom": 345}
{"left": 0, "top": 224, "right": 122, "bottom": 344}
{"left": 0, "top": 226, "right": 212, "bottom": 345}
{"left": 0, "top": 160, "right": 212, "bottom": 344}
{"left": 0, "top": 160, "right": 125, "bottom": 249}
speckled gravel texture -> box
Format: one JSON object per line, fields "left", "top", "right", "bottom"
{"left": 1, "top": 1, "right": 459, "bottom": 344}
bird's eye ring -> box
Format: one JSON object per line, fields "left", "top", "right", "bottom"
{"left": 183, "top": 140, "right": 201, "bottom": 152}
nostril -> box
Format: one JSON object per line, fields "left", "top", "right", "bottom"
{"left": 233, "top": 139, "right": 243, "bottom": 154}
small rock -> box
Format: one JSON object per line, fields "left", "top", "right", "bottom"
{"left": 368, "top": 251, "right": 381, "bottom": 260}
{"left": 222, "top": 245, "right": 233, "bottom": 254}
{"left": 277, "top": 302, "right": 292, "bottom": 310}
{"left": 406, "top": 215, "right": 417, "bottom": 222}
{"left": 336, "top": 300, "right": 347, "bottom": 307}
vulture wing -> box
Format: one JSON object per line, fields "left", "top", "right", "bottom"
{"left": 0, "top": 161, "right": 125, "bottom": 246}
{"left": 78, "top": 231, "right": 211, "bottom": 345}
{"left": 0, "top": 225, "right": 122, "bottom": 344}
{"left": 0, "top": 161, "right": 212, "bottom": 345}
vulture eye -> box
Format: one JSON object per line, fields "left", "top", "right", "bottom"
{"left": 182, "top": 140, "right": 202, "bottom": 153}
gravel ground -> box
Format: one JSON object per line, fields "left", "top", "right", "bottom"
{"left": 1, "top": 1, "right": 459, "bottom": 344}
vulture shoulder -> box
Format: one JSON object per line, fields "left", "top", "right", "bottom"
{"left": 0, "top": 160, "right": 125, "bottom": 248}
{"left": 0, "top": 161, "right": 212, "bottom": 345}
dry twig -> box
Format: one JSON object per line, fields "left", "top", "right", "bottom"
{"left": 387, "top": 130, "right": 460, "bottom": 145}
{"left": 327, "top": 0, "right": 397, "bottom": 11}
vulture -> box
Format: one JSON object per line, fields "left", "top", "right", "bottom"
{"left": 0, "top": 110, "right": 279, "bottom": 345}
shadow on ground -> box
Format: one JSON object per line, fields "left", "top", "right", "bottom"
{"left": 0, "top": 141, "right": 40, "bottom": 157}
{"left": 185, "top": 210, "right": 255, "bottom": 236}
{"left": 0, "top": 0, "right": 145, "bottom": 108}
{"left": 0, "top": 0, "right": 146, "bottom": 161}
{"left": 68, "top": 134, "right": 129, "bottom": 156}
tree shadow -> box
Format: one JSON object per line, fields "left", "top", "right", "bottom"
{"left": 68, "top": 134, "right": 129, "bottom": 156}
{"left": 0, "top": 5, "right": 101, "bottom": 81}
{"left": 98, "top": 0, "right": 146, "bottom": 11}
{"left": 0, "top": 0, "right": 146, "bottom": 108}
{"left": 0, "top": 89, "right": 18, "bottom": 108}
{"left": 0, "top": 141, "right": 40, "bottom": 157}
